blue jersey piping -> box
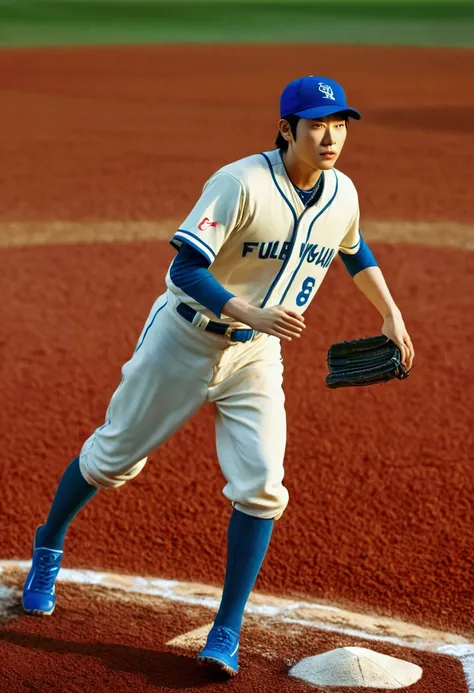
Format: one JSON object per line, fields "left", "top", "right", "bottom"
{"left": 339, "top": 231, "right": 361, "bottom": 252}
{"left": 279, "top": 170, "right": 339, "bottom": 304}
{"left": 173, "top": 229, "right": 217, "bottom": 261}
{"left": 260, "top": 153, "right": 339, "bottom": 308}
{"left": 135, "top": 300, "right": 168, "bottom": 353}
{"left": 260, "top": 152, "right": 299, "bottom": 308}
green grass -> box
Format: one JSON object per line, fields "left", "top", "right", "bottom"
{"left": 3, "top": 1, "right": 474, "bottom": 20}
{"left": 4, "top": 0, "right": 473, "bottom": 7}
{"left": 1, "top": 1, "right": 473, "bottom": 47}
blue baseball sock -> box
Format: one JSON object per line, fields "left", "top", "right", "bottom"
{"left": 213, "top": 508, "right": 274, "bottom": 635}
{"left": 36, "top": 456, "right": 98, "bottom": 551}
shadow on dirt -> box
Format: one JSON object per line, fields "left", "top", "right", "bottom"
{"left": 0, "top": 629, "right": 230, "bottom": 689}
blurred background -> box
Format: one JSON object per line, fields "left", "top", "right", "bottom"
{"left": 0, "top": 0, "right": 473, "bottom": 659}
{"left": 1, "top": 0, "right": 474, "bottom": 48}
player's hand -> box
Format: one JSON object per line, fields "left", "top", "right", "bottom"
{"left": 246, "top": 305, "right": 306, "bottom": 341}
{"left": 381, "top": 313, "right": 414, "bottom": 370}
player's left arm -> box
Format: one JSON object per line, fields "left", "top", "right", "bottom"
{"left": 351, "top": 265, "right": 414, "bottom": 371}
{"left": 338, "top": 202, "right": 414, "bottom": 370}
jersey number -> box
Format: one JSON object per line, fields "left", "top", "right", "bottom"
{"left": 296, "top": 277, "right": 316, "bottom": 307}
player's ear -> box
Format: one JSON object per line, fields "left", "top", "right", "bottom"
{"left": 278, "top": 119, "right": 293, "bottom": 142}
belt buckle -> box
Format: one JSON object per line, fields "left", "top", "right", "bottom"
{"left": 224, "top": 323, "right": 255, "bottom": 346}
{"left": 224, "top": 324, "right": 238, "bottom": 346}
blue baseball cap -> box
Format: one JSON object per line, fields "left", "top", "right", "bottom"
{"left": 280, "top": 76, "right": 361, "bottom": 120}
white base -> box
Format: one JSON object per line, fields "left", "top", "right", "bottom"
{"left": 289, "top": 646, "right": 423, "bottom": 688}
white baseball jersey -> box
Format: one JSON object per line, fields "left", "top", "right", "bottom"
{"left": 167, "top": 148, "right": 361, "bottom": 319}
{"left": 79, "top": 149, "right": 362, "bottom": 521}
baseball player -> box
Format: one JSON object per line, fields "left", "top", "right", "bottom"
{"left": 23, "top": 76, "right": 414, "bottom": 677}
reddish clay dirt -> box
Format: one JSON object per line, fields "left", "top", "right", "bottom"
{"left": 0, "top": 584, "right": 466, "bottom": 693}
{"left": 0, "top": 44, "right": 473, "bottom": 692}
{"left": 1, "top": 240, "right": 472, "bottom": 635}
{"left": 1, "top": 44, "right": 474, "bottom": 223}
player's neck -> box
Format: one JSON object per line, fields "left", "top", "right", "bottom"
{"left": 280, "top": 150, "right": 322, "bottom": 191}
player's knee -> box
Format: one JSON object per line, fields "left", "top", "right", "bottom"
{"left": 79, "top": 437, "right": 147, "bottom": 489}
{"left": 79, "top": 455, "right": 146, "bottom": 489}
{"left": 229, "top": 479, "right": 289, "bottom": 520}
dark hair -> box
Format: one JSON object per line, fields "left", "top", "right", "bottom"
{"left": 275, "top": 114, "right": 300, "bottom": 152}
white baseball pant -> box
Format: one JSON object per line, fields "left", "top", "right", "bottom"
{"left": 79, "top": 291, "right": 289, "bottom": 519}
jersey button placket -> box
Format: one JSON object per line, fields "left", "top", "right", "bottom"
{"left": 271, "top": 208, "right": 312, "bottom": 306}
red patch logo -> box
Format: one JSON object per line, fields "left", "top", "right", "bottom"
{"left": 198, "top": 217, "right": 219, "bottom": 231}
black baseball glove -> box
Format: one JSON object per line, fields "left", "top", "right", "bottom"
{"left": 326, "top": 335, "right": 409, "bottom": 389}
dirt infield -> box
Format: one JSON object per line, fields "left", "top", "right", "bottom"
{"left": 2, "top": 237, "right": 472, "bottom": 630}
{"left": 0, "top": 573, "right": 467, "bottom": 693}
{"left": 1, "top": 44, "right": 474, "bottom": 223}
{"left": 0, "top": 44, "right": 473, "bottom": 692}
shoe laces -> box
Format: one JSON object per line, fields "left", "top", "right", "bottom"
{"left": 209, "top": 627, "right": 238, "bottom": 653}
{"left": 32, "top": 550, "right": 62, "bottom": 591}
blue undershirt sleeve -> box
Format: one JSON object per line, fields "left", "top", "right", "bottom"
{"left": 338, "top": 234, "right": 378, "bottom": 277}
{"left": 170, "top": 242, "right": 235, "bottom": 319}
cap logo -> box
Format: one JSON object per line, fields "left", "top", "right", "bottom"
{"left": 318, "top": 83, "right": 336, "bottom": 101}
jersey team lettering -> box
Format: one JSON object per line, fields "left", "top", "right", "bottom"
{"left": 169, "top": 150, "right": 360, "bottom": 313}
{"left": 242, "top": 240, "right": 335, "bottom": 268}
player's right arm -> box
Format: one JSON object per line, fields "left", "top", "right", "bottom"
{"left": 222, "top": 297, "right": 306, "bottom": 342}
{"left": 170, "top": 171, "right": 306, "bottom": 340}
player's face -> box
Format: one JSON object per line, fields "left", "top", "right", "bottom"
{"left": 293, "top": 115, "right": 348, "bottom": 170}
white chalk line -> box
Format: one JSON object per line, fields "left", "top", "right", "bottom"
{"left": 1, "top": 560, "right": 473, "bottom": 690}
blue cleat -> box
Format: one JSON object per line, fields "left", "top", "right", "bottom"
{"left": 197, "top": 625, "right": 240, "bottom": 677}
{"left": 22, "top": 526, "right": 63, "bottom": 616}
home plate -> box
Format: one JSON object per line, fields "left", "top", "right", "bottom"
{"left": 289, "top": 647, "right": 423, "bottom": 688}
